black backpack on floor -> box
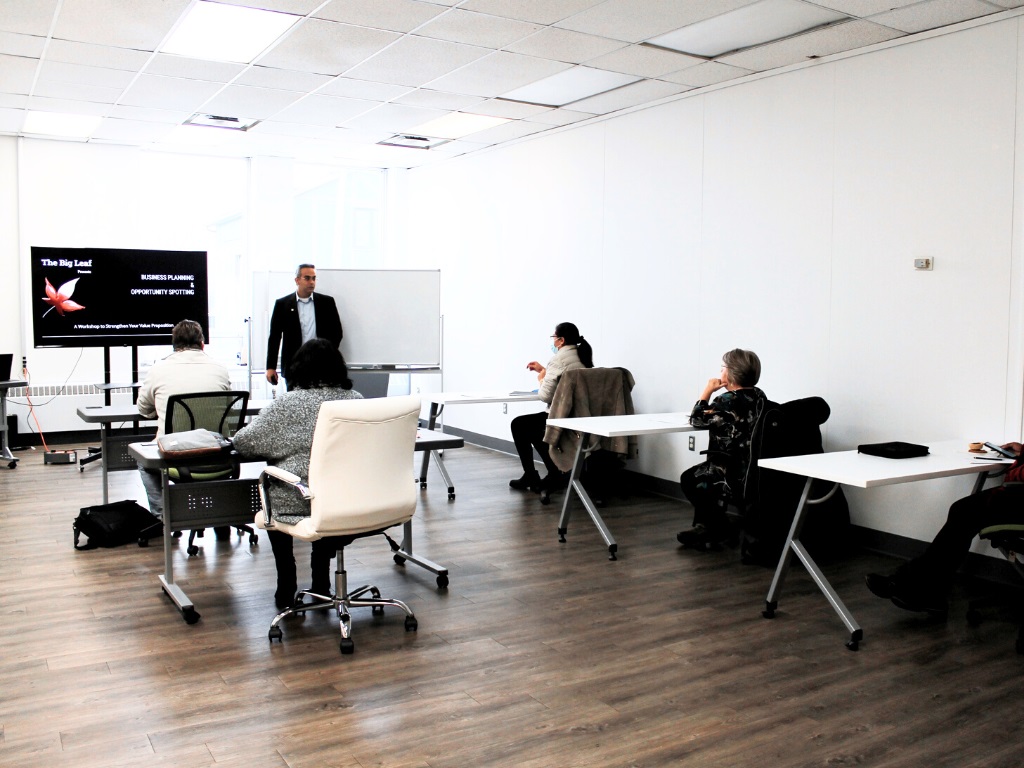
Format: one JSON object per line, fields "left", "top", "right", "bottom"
{"left": 73, "top": 499, "right": 163, "bottom": 550}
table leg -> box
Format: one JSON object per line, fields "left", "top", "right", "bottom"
{"left": 394, "top": 519, "right": 450, "bottom": 589}
{"left": 557, "top": 436, "right": 617, "bottom": 560}
{"left": 158, "top": 471, "right": 200, "bottom": 624}
{"left": 763, "top": 477, "right": 861, "bottom": 650}
{"left": 100, "top": 423, "right": 110, "bottom": 504}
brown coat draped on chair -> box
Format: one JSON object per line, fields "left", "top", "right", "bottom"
{"left": 543, "top": 367, "right": 638, "bottom": 472}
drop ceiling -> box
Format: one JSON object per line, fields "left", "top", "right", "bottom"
{"left": 0, "top": 0, "right": 1020, "bottom": 169}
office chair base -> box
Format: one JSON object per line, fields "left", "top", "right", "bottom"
{"left": 268, "top": 577, "right": 417, "bottom": 655}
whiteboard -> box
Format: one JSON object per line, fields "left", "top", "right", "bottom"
{"left": 252, "top": 269, "right": 441, "bottom": 369}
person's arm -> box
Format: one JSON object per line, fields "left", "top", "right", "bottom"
{"left": 323, "top": 294, "right": 343, "bottom": 344}
{"left": 689, "top": 389, "right": 734, "bottom": 429}
{"left": 266, "top": 299, "right": 284, "bottom": 385}
{"left": 137, "top": 376, "right": 156, "bottom": 420}
{"left": 232, "top": 400, "right": 290, "bottom": 461}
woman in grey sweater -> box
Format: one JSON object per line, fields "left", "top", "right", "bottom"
{"left": 233, "top": 339, "right": 362, "bottom": 608}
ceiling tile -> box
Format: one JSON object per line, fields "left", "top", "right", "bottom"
{"left": 44, "top": 39, "right": 153, "bottom": 71}
{"left": 586, "top": 43, "right": 704, "bottom": 77}
{"left": 869, "top": 0, "right": 1002, "bottom": 34}
{"left": 272, "top": 93, "right": 379, "bottom": 126}
{"left": 392, "top": 88, "right": 486, "bottom": 111}
{"left": 342, "top": 101, "right": 449, "bottom": 132}
{"left": 53, "top": 0, "right": 191, "bottom": 50}
{"left": 91, "top": 117, "right": 175, "bottom": 143}
{"left": 257, "top": 18, "right": 401, "bottom": 76}
{"left": 808, "top": 0, "right": 919, "bottom": 15}
{"left": 319, "top": 77, "right": 413, "bottom": 101}
{"left": 986, "top": 0, "right": 1024, "bottom": 7}
{"left": 460, "top": 0, "right": 608, "bottom": 25}
{"left": 250, "top": 120, "right": 341, "bottom": 140}
{"left": 37, "top": 60, "right": 134, "bottom": 89}
{"left": 720, "top": 19, "right": 904, "bottom": 71}
{"left": 344, "top": 35, "right": 490, "bottom": 87}
{"left": 430, "top": 50, "right": 573, "bottom": 97}
{"left": 528, "top": 106, "right": 596, "bottom": 124}
{"left": 472, "top": 97, "right": 552, "bottom": 118}
{"left": 108, "top": 104, "right": 193, "bottom": 124}
{"left": 313, "top": 0, "right": 447, "bottom": 32}
{"left": 0, "top": 53, "right": 38, "bottom": 95}
{"left": 661, "top": 60, "right": 753, "bottom": 87}
{"left": 216, "top": 0, "right": 326, "bottom": 12}
{"left": 556, "top": 0, "right": 759, "bottom": 44}
{"left": 416, "top": 9, "right": 542, "bottom": 48}
{"left": 118, "top": 74, "right": 225, "bottom": 112}
{"left": 463, "top": 117, "right": 551, "bottom": 144}
{"left": 505, "top": 27, "right": 627, "bottom": 62}
{"left": 0, "top": 0, "right": 59, "bottom": 36}
{"left": 144, "top": 55, "right": 246, "bottom": 83}
{"left": 0, "top": 93, "right": 30, "bottom": 109}
{"left": 33, "top": 80, "right": 123, "bottom": 104}
{"left": 235, "top": 65, "right": 333, "bottom": 92}
{"left": 26, "top": 95, "right": 109, "bottom": 115}
{"left": 567, "top": 77, "right": 690, "bottom": 113}
{"left": 202, "top": 84, "right": 305, "bottom": 119}
{"left": 0, "top": 31, "right": 47, "bottom": 58}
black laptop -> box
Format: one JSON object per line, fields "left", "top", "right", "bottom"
{"left": 0, "top": 354, "right": 13, "bottom": 381}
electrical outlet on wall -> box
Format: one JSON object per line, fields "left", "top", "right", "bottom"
{"left": 688, "top": 436, "right": 695, "bottom": 451}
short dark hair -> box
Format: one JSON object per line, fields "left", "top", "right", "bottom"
{"left": 171, "top": 319, "right": 205, "bottom": 351}
{"left": 722, "top": 348, "right": 761, "bottom": 387}
{"left": 288, "top": 338, "right": 352, "bottom": 390}
{"left": 295, "top": 263, "right": 315, "bottom": 278}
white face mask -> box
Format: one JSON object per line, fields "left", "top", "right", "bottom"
{"left": 551, "top": 343, "right": 558, "bottom": 355}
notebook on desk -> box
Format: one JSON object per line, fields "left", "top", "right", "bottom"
{"left": 0, "top": 354, "right": 13, "bottom": 381}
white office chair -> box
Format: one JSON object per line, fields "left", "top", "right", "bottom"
{"left": 255, "top": 394, "right": 421, "bottom": 655}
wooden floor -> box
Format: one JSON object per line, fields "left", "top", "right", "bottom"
{"left": 1, "top": 444, "right": 1023, "bottom": 768}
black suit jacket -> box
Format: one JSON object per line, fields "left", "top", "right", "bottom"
{"left": 266, "top": 292, "right": 343, "bottom": 379}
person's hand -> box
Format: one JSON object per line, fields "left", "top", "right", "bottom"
{"left": 700, "top": 377, "right": 725, "bottom": 401}
{"left": 526, "top": 361, "right": 544, "bottom": 373}
{"left": 266, "top": 368, "right": 279, "bottom": 385}
{"left": 1003, "top": 441, "right": 1023, "bottom": 457}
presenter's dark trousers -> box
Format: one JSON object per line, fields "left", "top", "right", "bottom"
{"left": 511, "top": 410, "right": 560, "bottom": 477}
{"left": 899, "top": 484, "right": 1024, "bottom": 593}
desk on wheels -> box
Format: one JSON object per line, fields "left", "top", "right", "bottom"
{"left": 544, "top": 412, "right": 697, "bottom": 560}
{"left": 419, "top": 392, "right": 541, "bottom": 499}
{"left": 129, "top": 429, "right": 462, "bottom": 624}
{"left": 758, "top": 441, "right": 1011, "bottom": 650}
{"left": 77, "top": 402, "right": 268, "bottom": 504}
{"left": 0, "top": 379, "right": 27, "bottom": 469}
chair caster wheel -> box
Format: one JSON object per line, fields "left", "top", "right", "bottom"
{"left": 249, "top": 534, "right": 259, "bottom": 545}
{"left": 138, "top": 538, "right": 149, "bottom": 547}
{"left": 436, "top": 574, "right": 449, "bottom": 589}
{"left": 340, "top": 638, "right": 355, "bottom": 654}
{"left": 448, "top": 493, "right": 455, "bottom": 501}
{"left": 269, "top": 626, "right": 282, "bottom": 642}
{"left": 172, "top": 531, "right": 182, "bottom": 539}
{"left": 762, "top": 601, "right": 777, "bottom": 619}
{"left": 372, "top": 605, "right": 384, "bottom": 617}
{"left": 187, "top": 545, "right": 199, "bottom": 556}
{"left": 846, "top": 640, "right": 859, "bottom": 651}
{"left": 394, "top": 553, "right": 406, "bottom": 566}
{"left": 405, "top": 616, "right": 418, "bottom": 632}
{"left": 182, "top": 607, "right": 200, "bottom": 625}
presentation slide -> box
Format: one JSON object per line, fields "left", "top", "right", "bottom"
{"left": 30, "top": 246, "right": 209, "bottom": 348}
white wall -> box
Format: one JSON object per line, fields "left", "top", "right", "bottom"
{"left": 398, "top": 18, "right": 1024, "bottom": 548}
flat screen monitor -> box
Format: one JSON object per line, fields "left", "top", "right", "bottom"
{"left": 30, "top": 246, "right": 210, "bottom": 348}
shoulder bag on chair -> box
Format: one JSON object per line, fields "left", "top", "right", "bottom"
{"left": 157, "top": 428, "right": 232, "bottom": 460}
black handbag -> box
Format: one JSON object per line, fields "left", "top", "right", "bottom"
{"left": 73, "top": 499, "right": 162, "bottom": 550}
{"left": 857, "top": 441, "right": 929, "bottom": 459}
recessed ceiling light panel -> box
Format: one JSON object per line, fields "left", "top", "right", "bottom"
{"left": 408, "top": 112, "right": 510, "bottom": 140}
{"left": 162, "top": 1, "right": 299, "bottom": 64}
{"left": 184, "top": 113, "right": 261, "bottom": 131}
{"left": 23, "top": 111, "right": 103, "bottom": 139}
{"left": 378, "top": 135, "right": 451, "bottom": 150}
{"left": 501, "top": 66, "right": 641, "bottom": 107}
{"left": 648, "top": 0, "right": 847, "bottom": 58}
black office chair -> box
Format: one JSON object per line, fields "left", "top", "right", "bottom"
{"left": 966, "top": 526, "right": 1024, "bottom": 654}
{"left": 164, "top": 390, "right": 258, "bottom": 555}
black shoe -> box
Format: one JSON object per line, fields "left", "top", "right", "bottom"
{"left": 539, "top": 471, "right": 570, "bottom": 492}
{"left": 510, "top": 472, "right": 541, "bottom": 492}
{"left": 865, "top": 572, "right": 896, "bottom": 600}
{"left": 676, "top": 525, "right": 722, "bottom": 551}
{"left": 890, "top": 587, "right": 948, "bottom": 618}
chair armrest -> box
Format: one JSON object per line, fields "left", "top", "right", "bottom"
{"left": 257, "top": 468, "right": 314, "bottom": 527}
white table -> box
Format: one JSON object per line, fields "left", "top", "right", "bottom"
{"left": 544, "top": 412, "right": 697, "bottom": 560}
{"left": 419, "top": 391, "right": 542, "bottom": 499}
{"left": 758, "top": 441, "right": 1012, "bottom": 650}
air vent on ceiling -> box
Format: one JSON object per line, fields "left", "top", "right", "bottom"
{"left": 183, "top": 113, "right": 260, "bottom": 131}
{"left": 378, "top": 134, "right": 450, "bottom": 150}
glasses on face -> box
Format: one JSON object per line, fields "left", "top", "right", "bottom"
{"left": 298, "top": 275, "right": 317, "bottom": 282}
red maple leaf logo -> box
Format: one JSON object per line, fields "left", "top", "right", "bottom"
{"left": 42, "top": 277, "right": 86, "bottom": 317}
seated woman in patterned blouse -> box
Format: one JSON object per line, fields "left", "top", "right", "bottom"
{"left": 232, "top": 338, "right": 362, "bottom": 609}
{"left": 677, "top": 349, "right": 767, "bottom": 551}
